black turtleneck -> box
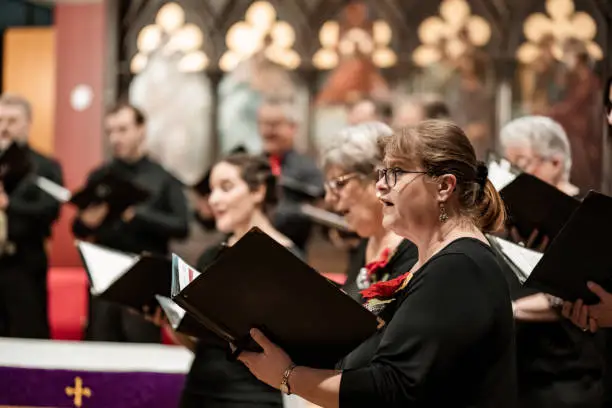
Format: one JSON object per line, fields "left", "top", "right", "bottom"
{"left": 72, "top": 156, "right": 189, "bottom": 255}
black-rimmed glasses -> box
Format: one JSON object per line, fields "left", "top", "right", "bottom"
{"left": 377, "top": 168, "right": 427, "bottom": 188}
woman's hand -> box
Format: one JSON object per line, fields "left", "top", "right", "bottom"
{"left": 586, "top": 281, "right": 612, "bottom": 328}
{"left": 561, "top": 298, "right": 598, "bottom": 333}
{"left": 237, "top": 328, "right": 293, "bottom": 390}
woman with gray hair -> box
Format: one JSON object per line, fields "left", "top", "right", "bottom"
{"left": 499, "top": 115, "right": 579, "bottom": 197}
{"left": 320, "top": 122, "right": 418, "bottom": 302}
{"left": 499, "top": 115, "right": 606, "bottom": 408}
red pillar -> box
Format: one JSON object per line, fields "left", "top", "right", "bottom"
{"left": 50, "top": 3, "right": 106, "bottom": 267}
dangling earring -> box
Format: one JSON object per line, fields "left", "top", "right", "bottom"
{"left": 439, "top": 202, "right": 449, "bottom": 223}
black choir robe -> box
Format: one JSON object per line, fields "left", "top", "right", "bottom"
{"left": 72, "top": 156, "right": 189, "bottom": 342}
{"left": 0, "top": 146, "right": 63, "bottom": 338}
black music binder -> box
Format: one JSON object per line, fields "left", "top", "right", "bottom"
{"left": 77, "top": 241, "right": 171, "bottom": 311}
{"left": 499, "top": 173, "right": 579, "bottom": 242}
{"left": 155, "top": 295, "right": 214, "bottom": 339}
{"left": 36, "top": 169, "right": 150, "bottom": 220}
{"left": 524, "top": 191, "right": 612, "bottom": 304}
{"left": 171, "top": 227, "right": 381, "bottom": 369}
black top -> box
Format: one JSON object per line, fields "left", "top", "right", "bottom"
{"left": 5, "top": 146, "right": 63, "bottom": 253}
{"left": 343, "top": 239, "right": 418, "bottom": 303}
{"left": 271, "top": 150, "right": 324, "bottom": 252}
{"left": 181, "top": 241, "right": 292, "bottom": 406}
{"left": 339, "top": 238, "right": 517, "bottom": 408}
{"left": 72, "top": 157, "right": 189, "bottom": 255}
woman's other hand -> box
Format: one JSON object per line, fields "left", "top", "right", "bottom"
{"left": 586, "top": 281, "right": 612, "bottom": 328}
{"left": 561, "top": 298, "right": 598, "bottom": 333}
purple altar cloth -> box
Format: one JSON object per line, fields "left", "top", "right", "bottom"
{"left": 0, "top": 366, "right": 186, "bottom": 407}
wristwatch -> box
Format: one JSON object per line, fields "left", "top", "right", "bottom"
{"left": 280, "top": 363, "right": 297, "bottom": 395}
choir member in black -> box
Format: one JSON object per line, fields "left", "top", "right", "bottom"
{"left": 500, "top": 115, "right": 606, "bottom": 407}
{"left": 239, "top": 120, "right": 517, "bottom": 408}
{"left": 72, "top": 103, "right": 188, "bottom": 343}
{"left": 172, "top": 154, "right": 292, "bottom": 408}
{"left": 258, "top": 97, "right": 324, "bottom": 253}
{"left": 320, "top": 122, "right": 417, "bottom": 302}
{"left": 0, "top": 93, "right": 63, "bottom": 338}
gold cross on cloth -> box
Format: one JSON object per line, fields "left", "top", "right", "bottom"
{"left": 65, "top": 377, "right": 92, "bottom": 407}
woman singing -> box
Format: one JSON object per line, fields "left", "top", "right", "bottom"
{"left": 176, "top": 153, "right": 294, "bottom": 408}
{"left": 320, "top": 122, "right": 418, "bottom": 302}
{"left": 238, "top": 120, "right": 517, "bottom": 407}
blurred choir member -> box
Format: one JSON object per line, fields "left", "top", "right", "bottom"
{"left": 393, "top": 95, "right": 451, "bottom": 128}
{"left": 320, "top": 122, "right": 417, "bottom": 302}
{"left": 258, "top": 97, "right": 323, "bottom": 253}
{"left": 500, "top": 116, "right": 606, "bottom": 408}
{"left": 72, "top": 103, "right": 188, "bottom": 343}
{"left": 346, "top": 99, "right": 393, "bottom": 126}
{"left": 239, "top": 121, "right": 517, "bottom": 407}
{"left": 172, "top": 154, "right": 292, "bottom": 408}
{"left": 0, "top": 94, "right": 63, "bottom": 338}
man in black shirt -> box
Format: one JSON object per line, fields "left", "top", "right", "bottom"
{"left": 72, "top": 103, "right": 189, "bottom": 343}
{"left": 0, "top": 93, "right": 63, "bottom": 338}
{"left": 258, "top": 98, "right": 323, "bottom": 253}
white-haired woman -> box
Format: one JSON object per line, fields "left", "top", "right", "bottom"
{"left": 499, "top": 115, "right": 606, "bottom": 408}
{"left": 320, "top": 122, "right": 418, "bottom": 302}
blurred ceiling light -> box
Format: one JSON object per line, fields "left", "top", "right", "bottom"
{"left": 245, "top": 1, "right": 277, "bottom": 30}
{"left": 518, "top": 0, "right": 601, "bottom": 64}
{"left": 313, "top": 49, "right": 339, "bottom": 69}
{"left": 178, "top": 50, "right": 209, "bottom": 72}
{"left": 271, "top": 21, "right": 295, "bottom": 49}
{"left": 132, "top": 3, "right": 209, "bottom": 74}
{"left": 413, "top": 0, "right": 491, "bottom": 67}
{"left": 373, "top": 20, "right": 392, "bottom": 45}
{"left": 167, "top": 23, "right": 204, "bottom": 53}
{"left": 319, "top": 21, "right": 340, "bottom": 48}
{"left": 219, "top": 51, "right": 241, "bottom": 72}
{"left": 372, "top": 48, "right": 397, "bottom": 68}
{"left": 220, "top": 1, "right": 300, "bottom": 71}
{"left": 155, "top": 2, "right": 185, "bottom": 33}
{"left": 130, "top": 53, "right": 148, "bottom": 74}
{"left": 137, "top": 24, "right": 162, "bottom": 53}
{"left": 313, "top": 17, "right": 396, "bottom": 69}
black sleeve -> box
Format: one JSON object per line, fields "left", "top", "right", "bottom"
{"left": 128, "top": 176, "right": 189, "bottom": 240}
{"left": 339, "top": 254, "right": 496, "bottom": 407}
{"left": 7, "top": 159, "right": 63, "bottom": 241}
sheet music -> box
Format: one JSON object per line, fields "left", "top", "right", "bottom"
{"left": 487, "top": 161, "right": 517, "bottom": 191}
{"left": 78, "top": 241, "right": 139, "bottom": 295}
{"left": 490, "top": 236, "right": 543, "bottom": 280}
{"left": 35, "top": 176, "right": 72, "bottom": 203}
{"left": 172, "top": 254, "right": 201, "bottom": 292}
{"left": 155, "top": 295, "right": 186, "bottom": 329}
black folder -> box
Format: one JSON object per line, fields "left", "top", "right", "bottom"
{"left": 0, "top": 142, "right": 33, "bottom": 193}
{"left": 171, "top": 227, "right": 382, "bottom": 369}
{"left": 499, "top": 173, "right": 579, "bottom": 242}
{"left": 37, "top": 169, "right": 150, "bottom": 220}
{"left": 524, "top": 191, "right": 612, "bottom": 304}
{"left": 77, "top": 241, "right": 171, "bottom": 312}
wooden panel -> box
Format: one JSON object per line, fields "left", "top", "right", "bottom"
{"left": 2, "top": 28, "right": 56, "bottom": 156}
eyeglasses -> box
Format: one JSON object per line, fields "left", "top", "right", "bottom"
{"left": 377, "top": 167, "right": 427, "bottom": 188}
{"left": 325, "top": 173, "right": 360, "bottom": 195}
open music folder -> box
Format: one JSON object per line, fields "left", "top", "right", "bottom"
{"left": 170, "top": 227, "right": 381, "bottom": 369}
{"left": 487, "top": 235, "right": 543, "bottom": 284}
{"left": 523, "top": 191, "right": 612, "bottom": 304}
{"left": 77, "top": 241, "right": 171, "bottom": 311}
{"left": 35, "top": 169, "right": 150, "bottom": 220}
{"left": 155, "top": 295, "right": 213, "bottom": 339}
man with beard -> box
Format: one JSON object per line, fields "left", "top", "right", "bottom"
{"left": 72, "top": 103, "right": 188, "bottom": 343}
{"left": 0, "top": 93, "right": 63, "bottom": 338}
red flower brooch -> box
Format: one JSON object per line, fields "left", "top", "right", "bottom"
{"left": 361, "top": 271, "right": 413, "bottom": 301}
